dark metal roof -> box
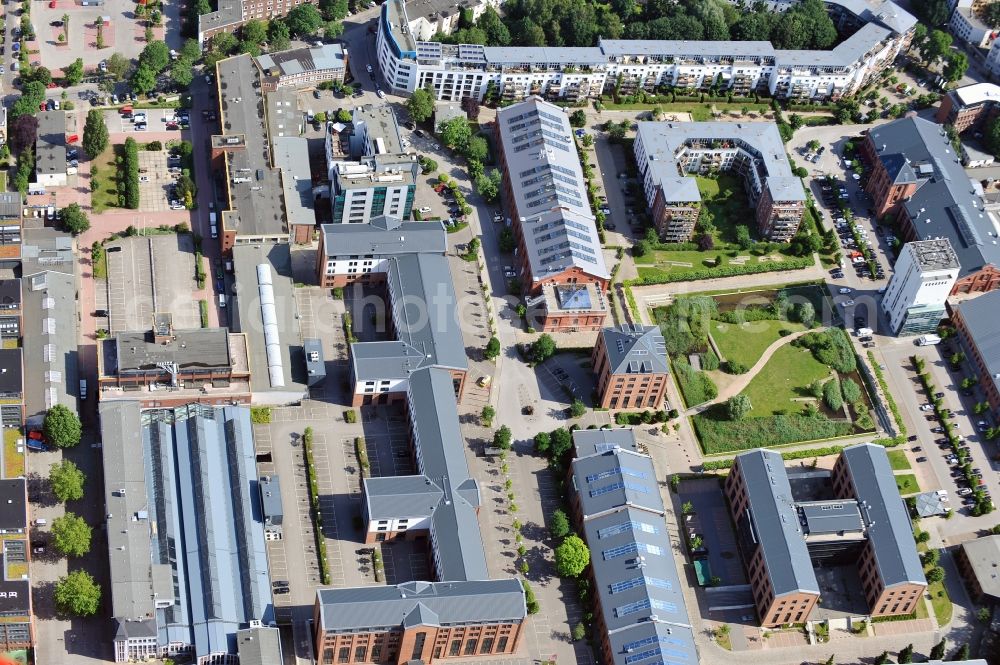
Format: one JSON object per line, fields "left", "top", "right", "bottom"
{"left": 954, "top": 290, "right": 1000, "bottom": 403}
{"left": 572, "top": 428, "right": 641, "bottom": 457}
{"left": 797, "top": 499, "right": 864, "bottom": 536}
{"left": 259, "top": 475, "right": 283, "bottom": 524}
{"left": 113, "top": 328, "right": 231, "bottom": 373}
{"left": 732, "top": 449, "right": 820, "bottom": 597}
{"left": 571, "top": 446, "right": 662, "bottom": 518}
{"left": 839, "top": 444, "right": 926, "bottom": 588}
{"left": 317, "top": 580, "right": 526, "bottom": 632}
{"left": 320, "top": 217, "right": 447, "bottom": 258}
{"left": 0, "top": 279, "right": 20, "bottom": 308}
{"left": 600, "top": 324, "right": 669, "bottom": 375}
{"left": 0, "top": 348, "right": 22, "bottom": 395}
{"left": 868, "top": 117, "right": 1000, "bottom": 279}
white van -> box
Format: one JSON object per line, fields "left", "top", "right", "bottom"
{"left": 218, "top": 294, "right": 226, "bottom": 308}
{"left": 917, "top": 334, "right": 942, "bottom": 346}
{"left": 79, "top": 379, "right": 87, "bottom": 399}
{"left": 32, "top": 519, "right": 47, "bottom": 527}
{"left": 210, "top": 223, "right": 218, "bottom": 239}
{"left": 209, "top": 212, "right": 217, "bottom": 224}
{"left": 856, "top": 327, "right": 873, "bottom": 338}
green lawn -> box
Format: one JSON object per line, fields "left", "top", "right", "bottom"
{"left": 603, "top": 101, "right": 772, "bottom": 121}
{"left": 887, "top": 449, "right": 912, "bottom": 471}
{"left": 742, "top": 343, "right": 833, "bottom": 416}
{"left": 90, "top": 145, "right": 121, "bottom": 213}
{"left": 710, "top": 319, "right": 806, "bottom": 369}
{"left": 894, "top": 473, "right": 921, "bottom": 495}
{"left": 0, "top": 170, "right": 7, "bottom": 192}
{"left": 696, "top": 174, "right": 753, "bottom": 245}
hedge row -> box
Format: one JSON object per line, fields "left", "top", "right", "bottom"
{"left": 866, "top": 350, "right": 907, "bottom": 437}
{"left": 673, "top": 360, "right": 718, "bottom": 407}
{"left": 122, "top": 137, "right": 140, "bottom": 209}
{"left": 628, "top": 257, "right": 812, "bottom": 285}
{"left": 693, "top": 413, "right": 855, "bottom": 455}
{"left": 701, "top": 436, "right": 905, "bottom": 469}
{"left": 303, "top": 427, "right": 332, "bottom": 585}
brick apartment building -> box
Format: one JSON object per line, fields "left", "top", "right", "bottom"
{"left": 831, "top": 445, "right": 927, "bottom": 617}
{"left": 494, "top": 97, "right": 610, "bottom": 332}
{"left": 954, "top": 535, "right": 1000, "bottom": 605}
{"left": 726, "top": 445, "right": 926, "bottom": 626}
{"left": 950, "top": 291, "right": 1000, "bottom": 417}
{"left": 199, "top": 0, "right": 316, "bottom": 44}
{"left": 634, "top": 122, "right": 806, "bottom": 243}
{"left": 591, "top": 324, "right": 669, "bottom": 409}
{"left": 314, "top": 581, "right": 526, "bottom": 665}
{"left": 936, "top": 82, "right": 1000, "bottom": 133}
{"left": 0, "top": 479, "right": 32, "bottom": 652}
{"left": 862, "top": 117, "right": 1000, "bottom": 295}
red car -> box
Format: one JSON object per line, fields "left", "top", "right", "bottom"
{"left": 27, "top": 430, "right": 45, "bottom": 442}
{"left": 48, "top": 0, "right": 55, "bottom": 7}
{"left": 165, "top": 122, "right": 179, "bottom": 130}
{"left": 39, "top": 103, "right": 46, "bottom": 111}
{"left": 46, "top": 82, "right": 58, "bottom": 89}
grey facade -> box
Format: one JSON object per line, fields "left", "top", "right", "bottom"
{"left": 101, "top": 402, "right": 274, "bottom": 664}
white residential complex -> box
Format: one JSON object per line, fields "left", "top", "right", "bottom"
{"left": 882, "top": 239, "right": 961, "bottom": 336}
{"left": 376, "top": 0, "right": 916, "bottom": 102}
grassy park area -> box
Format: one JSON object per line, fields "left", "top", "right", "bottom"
{"left": 710, "top": 319, "right": 807, "bottom": 369}
{"left": 742, "top": 344, "right": 834, "bottom": 416}
{"left": 90, "top": 145, "right": 121, "bottom": 213}
{"left": 887, "top": 449, "right": 912, "bottom": 471}
{"left": 894, "top": 473, "right": 921, "bottom": 495}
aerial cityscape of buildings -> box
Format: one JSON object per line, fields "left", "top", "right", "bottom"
{"left": 8, "top": 0, "right": 1000, "bottom": 662}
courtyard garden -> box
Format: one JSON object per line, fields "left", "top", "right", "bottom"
{"left": 654, "top": 284, "right": 876, "bottom": 454}
{"left": 630, "top": 173, "right": 835, "bottom": 284}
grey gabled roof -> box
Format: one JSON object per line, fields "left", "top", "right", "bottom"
{"left": 256, "top": 44, "right": 345, "bottom": 78}
{"left": 572, "top": 428, "right": 641, "bottom": 457}
{"left": 600, "top": 324, "right": 669, "bottom": 375}
{"left": 571, "top": 446, "right": 662, "bottom": 519}
{"left": 496, "top": 97, "right": 608, "bottom": 281}
{"left": 867, "top": 117, "right": 1000, "bottom": 279}
{"left": 733, "top": 449, "right": 820, "bottom": 597}
{"left": 317, "top": 579, "right": 526, "bottom": 632}
{"left": 606, "top": 622, "right": 698, "bottom": 665}
{"left": 363, "top": 475, "right": 444, "bottom": 520}
{"left": 954, "top": 290, "right": 1000, "bottom": 402}
{"left": 839, "top": 444, "right": 927, "bottom": 588}
{"left": 320, "top": 217, "right": 447, "bottom": 258}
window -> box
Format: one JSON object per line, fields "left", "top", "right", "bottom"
{"left": 480, "top": 638, "right": 494, "bottom": 654}
{"left": 497, "top": 636, "right": 509, "bottom": 651}
{"left": 464, "top": 640, "right": 478, "bottom": 655}
{"left": 338, "top": 647, "right": 350, "bottom": 663}
{"left": 449, "top": 640, "right": 461, "bottom": 656}
{"left": 410, "top": 633, "right": 426, "bottom": 661}
{"left": 355, "top": 646, "right": 367, "bottom": 661}
{"left": 323, "top": 649, "right": 334, "bottom": 664}
{"left": 371, "top": 644, "right": 382, "bottom": 660}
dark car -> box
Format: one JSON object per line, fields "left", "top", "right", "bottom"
{"left": 94, "top": 309, "right": 109, "bottom": 317}
{"left": 931, "top": 426, "right": 945, "bottom": 433}
{"left": 912, "top": 446, "right": 922, "bottom": 452}
{"left": 274, "top": 587, "right": 290, "bottom": 595}
{"left": 272, "top": 580, "right": 289, "bottom": 587}
{"left": 916, "top": 457, "right": 927, "bottom": 462}
{"left": 935, "top": 392, "right": 945, "bottom": 398}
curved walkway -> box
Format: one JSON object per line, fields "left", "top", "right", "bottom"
{"left": 687, "top": 329, "right": 811, "bottom": 415}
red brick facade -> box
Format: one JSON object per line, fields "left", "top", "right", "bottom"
{"left": 723, "top": 465, "right": 821, "bottom": 627}
{"left": 951, "top": 303, "right": 1000, "bottom": 415}
{"left": 755, "top": 188, "right": 805, "bottom": 242}
{"left": 313, "top": 619, "right": 525, "bottom": 665}
{"left": 650, "top": 191, "right": 699, "bottom": 242}
{"left": 936, "top": 93, "right": 1000, "bottom": 134}
{"left": 591, "top": 335, "right": 668, "bottom": 409}
{"left": 861, "top": 136, "right": 919, "bottom": 219}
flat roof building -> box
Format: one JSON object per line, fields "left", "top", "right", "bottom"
{"left": 34, "top": 111, "right": 67, "bottom": 187}
{"left": 0, "top": 478, "right": 31, "bottom": 652}
{"left": 0, "top": 278, "right": 22, "bottom": 339}
{"left": 955, "top": 535, "right": 1000, "bottom": 605}
{"left": 236, "top": 626, "right": 283, "bottom": 665}
{"left": 101, "top": 402, "right": 273, "bottom": 664}
{"left": 881, "top": 239, "right": 961, "bottom": 336}
{"left": 635, "top": 122, "right": 806, "bottom": 242}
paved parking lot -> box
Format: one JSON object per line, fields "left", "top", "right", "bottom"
{"left": 103, "top": 107, "right": 181, "bottom": 132}
{"left": 105, "top": 234, "right": 199, "bottom": 332}
{"left": 136, "top": 150, "right": 178, "bottom": 211}
{"left": 34, "top": 0, "right": 147, "bottom": 71}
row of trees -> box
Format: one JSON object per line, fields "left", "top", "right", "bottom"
{"left": 203, "top": 5, "right": 338, "bottom": 68}
{"left": 437, "top": 0, "right": 837, "bottom": 50}
{"left": 121, "top": 138, "right": 141, "bottom": 210}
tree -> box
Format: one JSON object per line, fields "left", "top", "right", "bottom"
{"left": 916, "top": 530, "right": 931, "bottom": 543}
{"left": 919, "top": 29, "right": 953, "bottom": 65}
{"left": 9, "top": 115, "right": 39, "bottom": 155}
{"left": 323, "top": 20, "right": 344, "bottom": 41}
{"left": 898, "top": 644, "right": 913, "bottom": 663}
{"left": 139, "top": 41, "right": 171, "bottom": 74}
{"left": 60, "top": 204, "right": 91, "bottom": 235}
{"left": 554, "top": 535, "right": 590, "bottom": 577}
{"left": 571, "top": 622, "right": 585, "bottom": 641}
{"left": 726, "top": 394, "right": 752, "bottom": 420}
{"left": 929, "top": 638, "right": 947, "bottom": 660}
{"left": 824, "top": 656, "right": 834, "bottom": 665}
{"left": 51, "top": 513, "right": 93, "bottom": 557}
{"left": 874, "top": 651, "right": 890, "bottom": 665}
{"left": 549, "top": 427, "right": 573, "bottom": 460}
{"left": 131, "top": 63, "right": 158, "bottom": 95}
{"left": 105, "top": 52, "right": 131, "bottom": 81}
{"left": 54, "top": 571, "right": 101, "bottom": 616}
{"left": 529, "top": 334, "right": 556, "bottom": 363}
{"left": 926, "top": 566, "right": 945, "bottom": 583}
{"left": 181, "top": 38, "right": 202, "bottom": 61}
{"left": 913, "top": 0, "right": 951, "bottom": 25}
{"left": 241, "top": 18, "right": 267, "bottom": 45}
{"left": 534, "top": 431, "right": 551, "bottom": 454}
{"left": 494, "top": 425, "right": 512, "bottom": 450}
{"left": 475, "top": 169, "right": 501, "bottom": 202}
{"left": 944, "top": 51, "right": 969, "bottom": 83}
{"left": 480, "top": 405, "right": 495, "bottom": 427}
{"left": 568, "top": 400, "right": 586, "bottom": 418}
{"left": 569, "top": 109, "right": 587, "bottom": 127}
{"left": 954, "top": 644, "right": 971, "bottom": 661}
{"left": 320, "top": 0, "right": 349, "bottom": 20}
{"left": 64, "top": 57, "right": 84, "bottom": 86}
{"left": 735, "top": 225, "right": 752, "bottom": 250}
{"left": 43, "top": 405, "right": 82, "bottom": 448}
{"left": 82, "top": 109, "right": 109, "bottom": 159}
{"left": 406, "top": 87, "right": 435, "bottom": 124}
{"left": 794, "top": 301, "right": 816, "bottom": 327}
{"left": 550, "top": 509, "right": 570, "bottom": 538}
{"left": 170, "top": 59, "right": 195, "bottom": 88}
{"left": 283, "top": 4, "right": 323, "bottom": 36}
{"left": 977, "top": 606, "right": 992, "bottom": 623}
{"left": 268, "top": 20, "right": 291, "bottom": 50}
{"left": 696, "top": 233, "right": 714, "bottom": 251}
{"left": 465, "top": 135, "right": 489, "bottom": 162}
{"left": 823, "top": 378, "right": 843, "bottom": 411}
{"left": 49, "top": 460, "right": 85, "bottom": 502}
{"left": 682, "top": 501, "right": 694, "bottom": 514}
{"left": 438, "top": 116, "right": 472, "bottom": 152}
{"left": 484, "top": 336, "right": 501, "bottom": 361}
